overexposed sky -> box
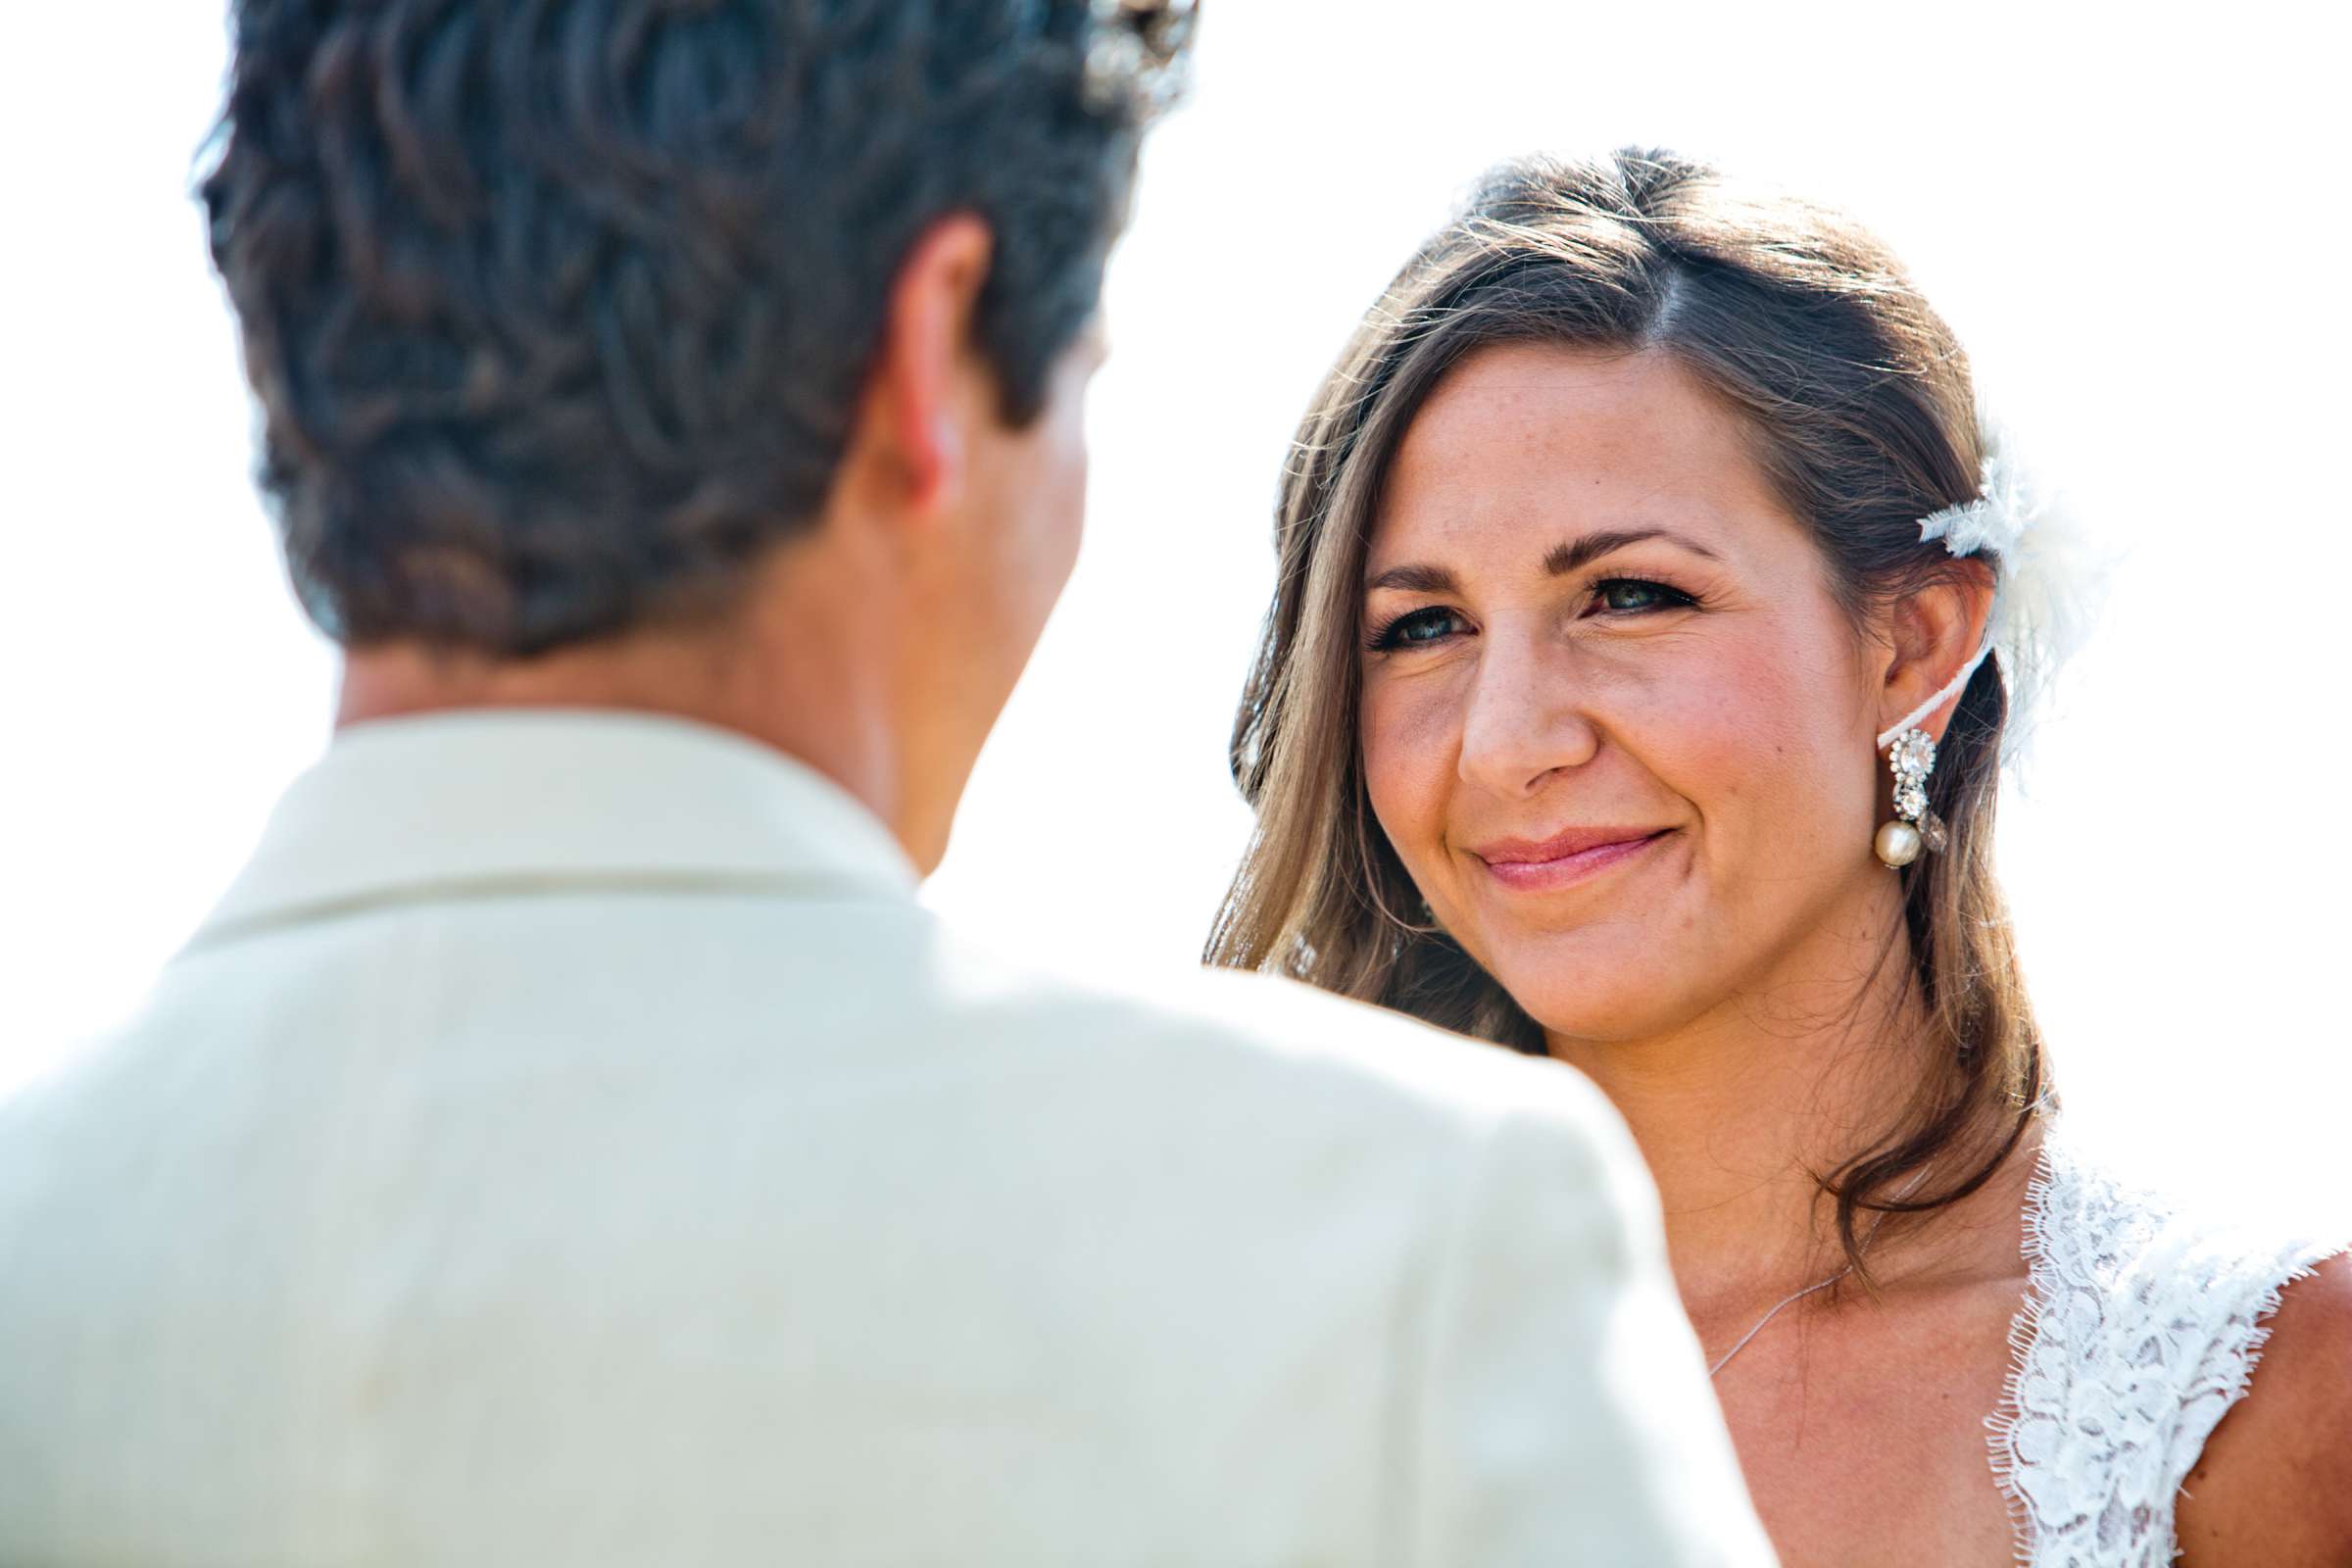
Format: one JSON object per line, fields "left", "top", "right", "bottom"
{"left": 5, "top": 3, "right": 2346, "bottom": 1219}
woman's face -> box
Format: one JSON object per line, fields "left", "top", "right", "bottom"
{"left": 1358, "top": 344, "right": 1888, "bottom": 1046}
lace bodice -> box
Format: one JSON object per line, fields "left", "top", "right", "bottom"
{"left": 1989, "top": 1131, "right": 2342, "bottom": 1566}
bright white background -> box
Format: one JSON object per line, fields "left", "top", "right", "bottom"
{"left": 4, "top": 4, "right": 2346, "bottom": 1222}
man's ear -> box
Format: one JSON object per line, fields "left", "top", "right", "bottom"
{"left": 859, "top": 213, "right": 995, "bottom": 519}
{"left": 1879, "top": 561, "right": 1995, "bottom": 742}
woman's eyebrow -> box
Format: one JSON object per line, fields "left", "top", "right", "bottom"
{"left": 1362, "top": 563, "right": 1459, "bottom": 595}
{"left": 1365, "top": 529, "right": 1719, "bottom": 595}
{"left": 1544, "top": 528, "right": 1720, "bottom": 575}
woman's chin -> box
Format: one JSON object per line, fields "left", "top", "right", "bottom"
{"left": 1476, "top": 941, "right": 1704, "bottom": 1049}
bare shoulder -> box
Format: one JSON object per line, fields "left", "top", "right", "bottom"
{"left": 2177, "top": 1250, "right": 2352, "bottom": 1567}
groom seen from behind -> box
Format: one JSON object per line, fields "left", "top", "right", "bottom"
{"left": 0, "top": 3, "right": 1772, "bottom": 1562}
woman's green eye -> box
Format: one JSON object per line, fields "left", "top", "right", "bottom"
{"left": 1594, "top": 578, "right": 1694, "bottom": 613}
{"left": 1368, "top": 608, "right": 1467, "bottom": 651}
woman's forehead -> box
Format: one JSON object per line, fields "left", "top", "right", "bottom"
{"left": 1371, "top": 344, "right": 1794, "bottom": 569}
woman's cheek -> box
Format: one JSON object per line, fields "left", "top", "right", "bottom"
{"left": 1672, "top": 677, "right": 1850, "bottom": 888}
{"left": 1360, "top": 681, "right": 1457, "bottom": 875}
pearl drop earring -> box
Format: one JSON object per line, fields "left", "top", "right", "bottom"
{"left": 1874, "top": 727, "right": 1949, "bottom": 868}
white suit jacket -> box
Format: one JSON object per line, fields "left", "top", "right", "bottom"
{"left": 0, "top": 712, "right": 1770, "bottom": 1566}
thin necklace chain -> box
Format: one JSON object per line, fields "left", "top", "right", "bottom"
{"left": 1705, "top": 1170, "right": 1931, "bottom": 1380}
{"left": 1707, "top": 1269, "right": 1850, "bottom": 1377}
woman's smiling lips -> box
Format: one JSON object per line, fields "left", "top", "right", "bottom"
{"left": 1468, "top": 827, "right": 1674, "bottom": 892}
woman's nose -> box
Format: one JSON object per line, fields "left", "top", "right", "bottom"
{"left": 1455, "top": 626, "right": 1600, "bottom": 799}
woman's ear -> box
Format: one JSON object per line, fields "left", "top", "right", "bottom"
{"left": 1879, "top": 560, "right": 1995, "bottom": 742}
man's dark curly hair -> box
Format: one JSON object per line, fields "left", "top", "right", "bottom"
{"left": 203, "top": 0, "right": 1193, "bottom": 655}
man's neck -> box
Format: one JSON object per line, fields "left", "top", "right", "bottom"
{"left": 337, "top": 605, "right": 905, "bottom": 854}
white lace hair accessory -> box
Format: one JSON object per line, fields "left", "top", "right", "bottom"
{"left": 1874, "top": 410, "right": 2102, "bottom": 766}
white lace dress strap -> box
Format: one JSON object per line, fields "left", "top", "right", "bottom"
{"left": 1988, "top": 1130, "right": 2345, "bottom": 1567}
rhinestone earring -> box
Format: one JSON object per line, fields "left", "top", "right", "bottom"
{"left": 1875, "top": 727, "right": 1948, "bottom": 868}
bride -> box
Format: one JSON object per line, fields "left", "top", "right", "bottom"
{"left": 1208, "top": 149, "right": 2351, "bottom": 1564}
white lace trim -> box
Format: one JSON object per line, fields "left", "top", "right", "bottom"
{"left": 1986, "top": 1131, "right": 2344, "bottom": 1567}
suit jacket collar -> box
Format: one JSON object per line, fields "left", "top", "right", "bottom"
{"left": 189, "top": 710, "right": 918, "bottom": 951}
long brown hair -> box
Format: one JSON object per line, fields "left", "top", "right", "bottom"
{"left": 1206, "top": 149, "right": 2049, "bottom": 1273}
